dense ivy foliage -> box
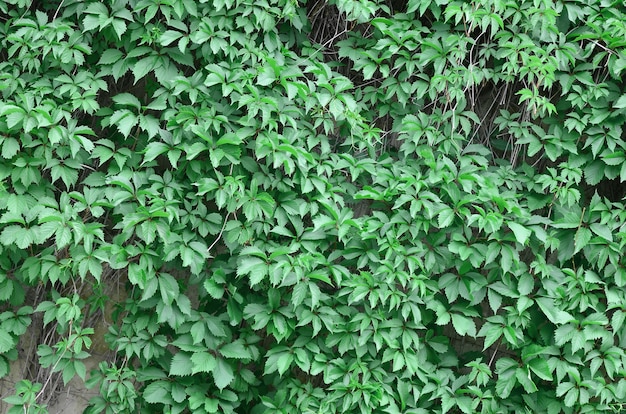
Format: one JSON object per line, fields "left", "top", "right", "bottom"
{"left": 1, "top": 0, "right": 626, "bottom": 412}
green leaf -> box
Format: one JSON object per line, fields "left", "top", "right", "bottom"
{"left": 109, "top": 110, "right": 138, "bottom": 137}
{"left": 528, "top": 358, "right": 553, "bottom": 381}
{"left": 451, "top": 314, "right": 476, "bottom": 337}
{"left": 219, "top": 340, "right": 252, "bottom": 360}
{"left": 535, "top": 297, "right": 574, "bottom": 325}
{"left": 573, "top": 227, "right": 592, "bottom": 254}
{"left": 515, "top": 368, "right": 538, "bottom": 393}
{"left": 438, "top": 208, "right": 455, "bottom": 228}
{"left": 237, "top": 257, "right": 268, "bottom": 286}
{"left": 160, "top": 30, "right": 183, "bottom": 46}
{"left": 0, "top": 328, "right": 14, "bottom": 353}
{"left": 276, "top": 352, "right": 294, "bottom": 376}
{"left": 213, "top": 358, "right": 234, "bottom": 390}
{"left": 170, "top": 352, "right": 193, "bottom": 376}
{"left": 143, "top": 381, "right": 172, "bottom": 404}
{"left": 158, "top": 273, "right": 180, "bottom": 306}
{"left": 589, "top": 223, "right": 613, "bottom": 242}
{"left": 112, "top": 93, "right": 142, "bottom": 110}
{"left": 508, "top": 222, "right": 531, "bottom": 245}
{"left": 143, "top": 142, "right": 170, "bottom": 164}
{"left": 1, "top": 138, "right": 19, "bottom": 159}
{"left": 614, "top": 94, "right": 626, "bottom": 109}
{"left": 98, "top": 49, "right": 124, "bottom": 64}
{"left": 191, "top": 351, "right": 217, "bottom": 374}
{"left": 132, "top": 56, "right": 159, "bottom": 82}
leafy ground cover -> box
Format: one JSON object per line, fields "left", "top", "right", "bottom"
{"left": 1, "top": 0, "right": 626, "bottom": 412}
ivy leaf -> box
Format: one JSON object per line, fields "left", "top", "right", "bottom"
{"left": 589, "top": 223, "right": 612, "bottom": 242}
{"left": 158, "top": 273, "right": 180, "bottom": 306}
{"left": 438, "top": 208, "right": 455, "bottom": 228}
{"left": 143, "top": 142, "right": 170, "bottom": 164}
{"left": 528, "top": 358, "right": 553, "bottom": 381}
{"left": 535, "top": 297, "right": 575, "bottom": 325}
{"left": 573, "top": 227, "right": 592, "bottom": 254}
{"left": 515, "top": 368, "right": 538, "bottom": 393}
{"left": 614, "top": 94, "right": 626, "bottom": 109}
{"left": 0, "top": 328, "right": 14, "bottom": 353}
{"left": 112, "top": 93, "right": 142, "bottom": 110}
{"left": 109, "top": 110, "right": 138, "bottom": 137}
{"left": 237, "top": 257, "right": 268, "bottom": 286}
{"left": 98, "top": 49, "right": 124, "bottom": 64}
{"left": 212, "top": 358, "right": 234, "bottom": 390}
{"left": 219, "top": 340, "right": 252, "bottom": 360}
{"left": 169, "top": 352, "right": 193, "bottom": 376}
{"left": 1, "top": 138, "right": 19, "bottom": 159}
{"left": 508, "top": 222, "right": 531, "bottom": 245}
{"left": 191, "top": 351, "right": 216, "bottom": 374}
{"left": 451, "top": 314, "right": 476, "bottom": 337}
{"left": 143, "top": 381, "right": 171, "bottom": 404}
{"left": 160, "top": 30, "right": 183, "bottom": 46}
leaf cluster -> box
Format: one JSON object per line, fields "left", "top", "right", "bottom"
{"left": 1, "top": 0, "right": 626, "bottom": 413}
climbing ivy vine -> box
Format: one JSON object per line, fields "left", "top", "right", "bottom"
{"left": 0, "top": 0, "right": 626, "bottom": 412}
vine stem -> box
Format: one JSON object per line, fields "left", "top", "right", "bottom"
{"left": 488, "top": 342, "right": 499, "bottom": 368}
{"left": 207, "top": 212, "right": 230, "bottom": 255}
{"left": 34, "top": 321, "right": 73, "bottom": 404}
